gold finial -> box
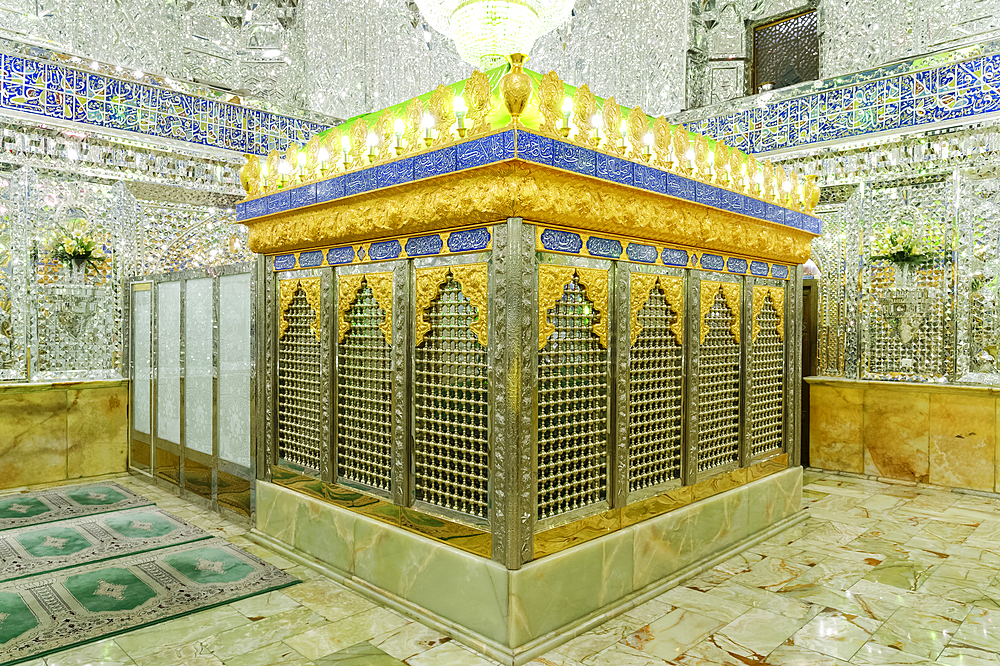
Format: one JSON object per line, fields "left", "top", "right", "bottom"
{"left": 303, "top": 136, "right": 321, "bottom": 181}
{"left": 537, "top": 70, "right": 564, "bottom": 139}
{"left": 265, "top": 149, "right": 280, "bottom": 193}
{"left": 694, "top": 135, "right": 711, "bottom": 182}
{"left": 761, "top": 161, "right": 775, "bottom": 203}
{"left": 728, "top": 147, "right": 743, "bottom": 193}
{"left": 746, "top": 154, "right": 759, "bottom": 197}
{"left": 239, "top": 154, "right": 259, "bottom": 196}
{"left": 349, "top": 119, "right": 367, "bottom": 169}
{"left": 500, "top": 53, "right": 532, "bottom": 123}
{"left": 375, "top": 110, "right": 395, "bottom": 161}
{"left": 603, "top": 97, "right": 624, "bottom": 156}
{"left": 803, "top": 174, "right": 820, "bottom": 214}
{"left": 572, "top": 84, "right": 596, "bottom": 146}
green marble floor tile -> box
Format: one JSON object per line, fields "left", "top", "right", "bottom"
{"left": 866, "top": 612, "right": 956, "bottom": 660}
{"left": 198, "top": 607, "right": 329, "bottom": 660}
{"left": 311, "top": 641, "right": 405, "bottom": 666}
{"left": 850, "top": 642, "right": 941, "bottom": 665}
{"left": 228, "top": 591, "right": 302, "bottom": 620}
{"left": 785, "top": 607, "right": 880, "bottom": 661}
{"left": 115, "top": 606, "right": 251, "bottom": 660}
{"left": 403, "top": 641, "right": 501, "bottom": 666}
{"left": 45, "top": 638, "right": 135, "bottom": 666}
{"left": 282, "top": 608, "right": 409, "bottom": 661}
{"left": 221, "top": 642, "right": 314, "bottom": 666}
{"left": 620, "top": 607, "right": 724, "bottom": 662}
{"left": 368, "top": 621, "right": 450, "bottom": 661}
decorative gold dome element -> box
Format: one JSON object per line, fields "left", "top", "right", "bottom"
{"left": 500, "top": 54, "right": 532, "bottom": 123}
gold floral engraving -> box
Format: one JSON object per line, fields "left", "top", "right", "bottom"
{"left": 244, "top": 161, "right": 816, "bottom": 264}
{"left": 451, "top": 263, "right": 489, "bottom": 347}
{"left": 303, "top": 136, "right": 322, "bottom": 182}
{"left": 714, "top": 141, "right": 729, "bottom": 186}
{"left": 603, "top": 97, "right": 624, "bottom": 156}
{"left": 538, "top": 265, "right": 576, "bottom": 350}
{"left": 700, "top": 281, "right": 741, "bottom": 344}
{"left": 575, "top": 266, "right": 609, "bottom": 349}
{"left": 365, "top": 272, "right": 394, "bottom": 345}
{"left": 349, "top": 119, "right": 367, "bottom": 169}
{"left": 336, "top": 274, "right": 365, "bottom": 343}
{"left": 403, "top": 97, "right": 424, "bottom": 153}
{"left": 430, "top": 85, "right": 456, "bottom": 147}
{"left": 629, "top": 272, "right": 659, "bottom": 347}
{"left": 278, "top": 278, "right": 321, "bottom": 342}
{"left": 572, "top": 84, "right": 596, "bottom": 146}
{"left": 694, "top": 134, "right": 711, "bottom": 182}
{"left": 626, "top": 107, "right": 648, "bottom": 162}
{"left": 752, "top": 286, "right": 785, "bottom": 342}
{"left": 375, "top": 110, "right": 395, "bottom": 161}
{"left": 265, "top": 149, "right": 280, "bottom": 193}
{"left": 653, "top": 116, "right": 672, "bottom": 169}
{"left": 414, "top": 266, "right": 451, "bottom": 348}
{"left": 537, "top": 71, "right": 564, "bottom": 139}
{"left": 464, "top": 70, "right": 493, "bottom": 137}
{"left": 671, "top": 124, "right": 691, "bottom": 175}
{"left": 660, "top": 275, "right": 684, "bottom": 346}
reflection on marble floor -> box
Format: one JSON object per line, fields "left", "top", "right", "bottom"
{"left": 14, "top": 469, "right": 1000, "bottom": 665}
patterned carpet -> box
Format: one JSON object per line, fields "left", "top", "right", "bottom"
{"left": 0, "top": 483, "right": 298, "bottom": 665}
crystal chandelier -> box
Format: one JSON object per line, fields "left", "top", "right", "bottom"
{"left": 413, "top": 0, "right": 576, "bottom": 69}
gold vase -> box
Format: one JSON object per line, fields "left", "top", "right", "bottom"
{"left": 500, "top": 54, "right": 532, "bottom": 124}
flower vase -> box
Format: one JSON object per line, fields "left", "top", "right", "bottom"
{"left": 70, "top": 257, "right": 87, "bottom": 285}
{"left": 893, "top": 262, "right": 915, "bottom": 292}
{"left": 499, "top": 54, "right": 531, "bottom": 123}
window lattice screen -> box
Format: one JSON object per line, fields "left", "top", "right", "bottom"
{"left": 337, "top": 280, "right": 392, "bottom": 492}
{"left": 629, "top": 287, "right": 683, "bottom": 493}
{"left": 537, "top": 275, "right": 608, "bottom": 520}
{"left": 750, "top": 294, "right": 785, "bottom": 457}
{"left": 753, "top": 10, "right": 818, "bottom": 92}
{"left": 413, "top": 275, "right": 489, "bottom": 519}
{"left": 698, "top": 288, "right": 741, "bottom": 472}
{"left": 277, "top": 288, "right": 322, "bottom": 472}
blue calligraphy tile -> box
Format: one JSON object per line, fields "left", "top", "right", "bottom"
{"left": 326, "top": 247, "right": 355, "bottom": 265}
{"left": 802, "top": 214, "right": 822, "bottom": 234}
{"left": 368, "top": 239, "right": 402, "bottom": 261}
{"left": 458, "top": 133, "right": 507, "bottom": 169}
{"left": 267, "top": 191, "right": 290, "bottom": 214}
{"left": 700, "top": 253, "right": 725, "bottom": 271}
{"left": 750, "top": 261, "right": 770, "bottom": 277}
{"left": 414, "top": 145, "right": 457, "bottom": 179}
{"left": 626, "top": 243, "right": 657, "bottom": 263}
{"left": 298, "top": 250, "right": 323, "bottom": 268}
{"left": 404, "top": 234, "right": 444, "bottom": 256}
{"left": 720, "top": 189, "right": 745, "bottom": 215}
{"left": 539, "top": 228, "right": 583, "bottom": 254}
{"left": 553, "top": 141, "right": 596, "bottom": 176}
{"left": 274, "top": 254, "right": 296, "bottom": 271}
{"left": 317, "top": 176, "right": 344, "bottom": 202}
{"left": 447, "top": 227, "right": 491, "bottom": 252}
{"left": 696, "top": 182, "right": 722, "bottom": 208}
{"left": 596, "top": 153, "right": 633, "bottom": 186}
{"left": 236, "top": 202, "right": 245, "bottom": 221}
{"left": 586, "top": 236, "right": 623, "bottom": 259}
{"left": 765, "top": 203, "right": 784, "bottom": 225}
{"left": 771, "top": 265, "right": 789, "bottom": 279}
{"left": 246, "top": 198, "right": 268, "bottom": 219}
{"left": 727, "top": 257, "right": 748, "bottom": 274}
{"left": 634, "top": 164, "right": 666, "bottom": 193}
{"left": 517, "top": 131, "right": 552, "bottom": 165}
{"left": 665, "top": 173, "right": 697, "bottom": 201}
{"left": 375, "top": 159, "right": 413, "bottom": 189}
{"left": 344, "top": 168, "right": 375, "bottom": 196}
{"left": 661, "top": 248, "right": 689, "bottom": 267}
{"left": 289, "top": 183, "right": 316, "bottom": 209}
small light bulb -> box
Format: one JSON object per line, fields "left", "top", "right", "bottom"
{"left": 341, "top": 136, "right": 351, "bottom": 152}
{"left": 367, "top": 132, "right": 379, "bottom": 148}
{"left": 278, "top": 160, "right": 292, "bottom": 175}
{"left": 296, "top": 152, "right": 306, "bottom": 167}
{"left": 642, "top": 132, "right": 654, "bottom": 146}
{"left": 591, "top": 114, "right": 603, "bottom": 129}
{"left": 422, "top": 113, "right": 434, "bottom": 130}
{"left": 393, "top": 118, "right": 405, "bottom": 135}
{"left": 562, "top": 97, "right": 572, "bottom": 115}
{"left": 454, "top": 97, "right": 467, "bottom": 116}
{"left": 318, "top": 148, "right": 330, "bottom": 162}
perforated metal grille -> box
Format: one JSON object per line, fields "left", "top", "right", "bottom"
{"left": 337, "top": 281, "right": 392, "bottom": 492}
{"left": 629, "top": 288, "right": 683, "bottom": 493}
{"left": 698, "top": 289, "right": 741, "bottom": 472}
{"left": 277, "top": 288, "right": 322, "bottom": 471}
{"left": 750, "top": 296, "right": 784, "bottom": 457}
{"left": 537, "top": 275, "right": 608, "bottom": 520}
{"left": 414, "top": 276, "right": 489, "bottom": 519}
{"left": 754, "top": 10, "right": 818, "bottom": 92}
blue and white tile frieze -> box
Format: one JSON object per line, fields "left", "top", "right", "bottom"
{"left": 700, "top": 253, "right": 725, "bottom": 271}
{"left": 586, "top": 235, "right": 623, "bottom": 258}
{"left": 662, "top": 248, "right": 689, "bottom": 267}
{"left": 404, "top": 234, "right": 444, "bottom": 256}
{"left": 368, "top": 239, "right": 402, "bottom": 261}
{"left": 626, "top": 243, "right": 658, "bottom": 263}
{"left": 447, "top": 228, "right": 491, "bottom": 253}
{"left": 274, "top": 254, "right": 296, "bottom": 271}
{"left": 327, "top": 247, "right": 355, "bottom": 265}
{"left": 298, "top": 250, "right": 324, "bottom": 268}
{"left": 540, "top": 228, "right": 584, "bottom": 254}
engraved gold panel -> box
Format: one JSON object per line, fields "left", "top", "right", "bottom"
{"left": 278, "top": 277, "right": 321, "bottom": 342}
{"left": 700, "top": 281, "right": 741, "bottom": 344}
{"left": 450, "top": 264, "right": 489, "bottom": 347}
{"left": 630, "top": 274, "right": 683, "bottom": 346}
{"left": 338, "top": 272, "right": 392, "bottom": 344}
{"left": 752, "top": 286, "right": 786, "bottom": 342}
{"left": 630, "top": 272, "right": 659, "bottom": 347}
{"left": 414, "top": 267, "right": 451, "bottom": 348}
{"left": 538, "top": 265, "right": 576, "bottom": 350}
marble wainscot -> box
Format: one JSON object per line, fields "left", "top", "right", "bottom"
{"left": 238, "top": 60, "right": 819, "bottom": 664}
{"left": 808, "top": 377, "right": 1000, "bottom": 493}
{"left": 0, "top": 380, "right": 128, "bottom": 489}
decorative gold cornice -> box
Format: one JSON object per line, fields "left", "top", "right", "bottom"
{"left": 278, "top": 277, "right": 321, "bottom": 342}
{"left": 752, "top": 286, "right": 785, "bottom": 343}
{"left": 700, "top": 280, "right": 741, "bottom": 345}
{"left": 572, "top": 84, "right": 595, "bottom": 146}
{"left": 243, "top": 161, "right": 814, "bottom": 265}
{"left": 464, "top": 70, "right": 493, "bottom": 137}
{"left": 451, "top": 263, "right": 489, "bottom": 348}
{"left": 538, "top": 265, "right": 576, "bottom": 350}
{"left": 575, "top": 266, "right": 609, "bottom": 349}
{"left": 629, "top": 272, "right": 658, "bottom": 347}
{"left": 537, "top": 71, "right": 564, "bottom": 140}
{"left": 414, "top": 266, "right": 451, "bottom": 348}
{"left": 337, "top": 272, "right": 393, "bottom": 345}
{"left": 661, "top": 276, "right": 684, "bottom": 346}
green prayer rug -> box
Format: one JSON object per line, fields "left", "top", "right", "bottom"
{"left": 0, "top": 537, "right": 299, "bottom": 664}
{"left": 0, "top": 508, "right": 211, "bottom": 582}
{"left": 0, "top": 483, "right": 153, "bottom": 531}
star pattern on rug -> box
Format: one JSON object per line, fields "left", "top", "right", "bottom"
{"left": 93, "top": 579, "right": 127, "bottom": 601}
{"left": 42, "top": 536, "right": 68, "bottom": 550}
{"left": 129, "top": 520, "right": 153, "bottom": 531}
{"left": 87, "top": 493, "right": 108, "bottom": 501}
{"left": 196, "top": 558, "right": 227, "bottom": 574}
{"left": 9, "top": 504, "right": 31, "bottom": 514}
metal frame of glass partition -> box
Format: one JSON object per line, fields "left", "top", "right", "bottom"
{"left": 126, "top": 263, "right": 256, "bottom": 524}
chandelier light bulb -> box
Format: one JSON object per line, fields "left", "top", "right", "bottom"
{"left": 394, "top": 118, "right": 406, "bottom": 136}
{"left": 413, "top": 0, "right": 575, "bottom": 69}
{"left": 561, "top": 97, "right": 573, "bottom": 116}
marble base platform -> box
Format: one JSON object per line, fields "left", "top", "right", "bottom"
{"left": 808, "top": 377, "right": 1000, "bottom": 493}
{"left": 0, "top": 380, "right": 128, "bottom": 490}
{"left": 252, "top": 466, "right": 803, "bottom": 665}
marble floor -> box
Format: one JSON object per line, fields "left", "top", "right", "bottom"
{"left": 10, "top": 469, "right": 1000, "bottom": 665}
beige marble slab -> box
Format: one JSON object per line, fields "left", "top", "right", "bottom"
{"left": 810, "top": 384, "right": 864, "bottom": 473}
{"left": 929, "top": 393, "right": 995, "bottom": 492}
{"left": 0, "top": 390, "right": 68, "bottom": 488}
{"left": 863, "top": 388, "right": 929, "bottom": 483}
{"left": 67, "top": 385, "right": 128, "bottom": 479}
